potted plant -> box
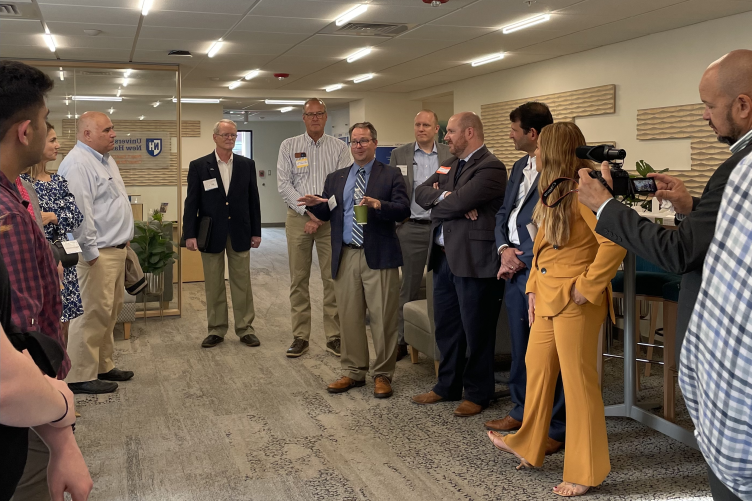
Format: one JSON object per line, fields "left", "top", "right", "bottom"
{"left": 621, "top": 160, "right": 668, "bottom": 211}
{"left": 131, "top": 209, "right": 177, "bottom": 294}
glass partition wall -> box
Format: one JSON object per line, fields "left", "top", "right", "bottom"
{"left": 25, "top": 61, "right": 183, "bottom": 318}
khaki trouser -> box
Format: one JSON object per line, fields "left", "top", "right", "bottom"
{"left": 201, "top": 235, "right": 256, "bottom": 338}
{"left": 333, "top": 246, "right": 400, "bottom": 381}
{"left": 285, "top": 208, "right": 339, "bottom": 341}
{"left": 10, "top": 430, "right": 50, "bottom": 501}
{"left": 65, "top": 247, "right": 126, "bottom": 383}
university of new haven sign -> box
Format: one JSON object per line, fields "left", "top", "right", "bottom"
{"left": 111, "top": 133, "right": 171, "bottom": 169}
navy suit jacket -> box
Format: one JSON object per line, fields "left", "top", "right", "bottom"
{"left": 308, "top": 160, "right": 410, "bottom": 279}
{"left": 494, "top": 155, "right": 539, "bottom": 288}
{"left": 182, "top": 152, "right": 261, "bottom": 254}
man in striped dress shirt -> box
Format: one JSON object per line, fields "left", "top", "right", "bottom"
{"left": 277, "top": 98, "right": 352, "bottom": 358}
{"left": 680, "top": 50, "right": 752, "bottom": 501}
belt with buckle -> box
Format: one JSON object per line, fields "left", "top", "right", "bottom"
{"left": 114, "top": 243, "right": 127, "bottom": 249}
{"left": 345, "top": 243, "right": 363, "bottom": 249}
{"left": 409, "top": 218, "right": 431, "bottom": 225}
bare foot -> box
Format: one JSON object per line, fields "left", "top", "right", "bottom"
{"left": 553, "top": 482, "right": 591, "bottom": 497}
{"left": 487, "top": 431, "right": 533, "bottom": 470}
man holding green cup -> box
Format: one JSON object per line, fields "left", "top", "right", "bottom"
{"left": 298, "top": 122, "right": 410, "bottom": 399}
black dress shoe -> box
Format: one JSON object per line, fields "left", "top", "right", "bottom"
{"left": 286, "top": 338, "right": 309, "bottom": 358}
{"left": 395, "top": 344, "right": 409, "bottom": 362}
{"left": 68, "top": 380, "right": 118, "bottom": 394}
{"left": 325, "top": 338, "right": 341, "bottom": 357}
{"left": 240, "top": 334, "right": 260, "bottom": 347}
{"left": 201, "top": 334, "right": 225, "bottom": 348}
{"left": 98, "top": 368, "right": 134, "bottom": 381}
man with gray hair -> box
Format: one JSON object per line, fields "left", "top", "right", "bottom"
{"left": 183, "top": 118, "right": 262, "bottom": 349}
{"left": 277, "top": 98, "right": 352, "bottom": 358}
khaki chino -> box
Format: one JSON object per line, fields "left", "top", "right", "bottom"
{"left": 333, "top": 246, "right": 400, "bottom": 381}
{"left": 285, "top": 208, "right": 339, "bottom": 341}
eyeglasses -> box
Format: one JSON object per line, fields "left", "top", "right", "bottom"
{"left": 303, "top": 111, "right": 326, "bottom": 118}
{"left": 216, "top": 133, "right": 238, "bottom": 139}
{"left": 351, "top": 138, "right": 372, "bottom": 147}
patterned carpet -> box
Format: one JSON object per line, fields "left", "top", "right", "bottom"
{"left": 74, "top": 228, "right": 711, "bottom": 501}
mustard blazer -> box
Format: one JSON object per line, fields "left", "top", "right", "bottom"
{"left": 526, "top": 203, "right": 627, "bottom": 320}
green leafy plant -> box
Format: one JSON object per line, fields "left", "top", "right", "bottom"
{"left": 621, "top": 160, "right": 669, "bottom": 211}
{"left": 130, "top": 210, "right": 177, "bottom": 274}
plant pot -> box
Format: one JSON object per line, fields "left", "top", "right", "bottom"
{"left": 144, "top": 272, "right": 164, "bottom": 295}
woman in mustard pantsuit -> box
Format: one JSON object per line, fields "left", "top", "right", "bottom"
{"left": 487, "top": 122, "right": 626, "bottom": 497}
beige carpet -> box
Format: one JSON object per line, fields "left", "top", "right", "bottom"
{"left": 74, "top": 228, "right": 711, "bottom": 501}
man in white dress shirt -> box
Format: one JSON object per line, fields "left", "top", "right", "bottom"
{"left": 277, "top": 98, "right": 352, "bottom": 358}
{"left": 60, "top": 111, "right": 134, "bottom": 394}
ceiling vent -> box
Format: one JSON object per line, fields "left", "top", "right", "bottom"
{"left": 168, "top": 50, "right": 192, "bottom": 57}
{"left": 0, "top": 2, "right": 41, "bottom": 19}
{"left": 336, "top": 22, "right": 410, "bottom": 37}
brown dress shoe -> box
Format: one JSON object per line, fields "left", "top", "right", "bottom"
{"left": 454, "top": 400, "right": 484, "bottom": 417}
{"left": 484, "top": 415, "right": 522, "bottom": 432}
{"left": 373, "top": 375, "right": 393, "bottom": 398}
{"left": 327, "top": 376, "right": 365, "bottom": 394}
{"left": 412, "top": 390, "right": 444, "bottom": 405}
{"left": 545, "top": 437, "right": 564, "bottom": 455}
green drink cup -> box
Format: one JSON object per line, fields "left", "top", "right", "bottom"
{"left": 354, "top": 204, "right": 368, "bottom": 224}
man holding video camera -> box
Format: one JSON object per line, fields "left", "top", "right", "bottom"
{"left": 578, "top": 49, "right": 752, "bottom": 501}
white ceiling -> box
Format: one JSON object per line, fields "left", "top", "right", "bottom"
{"left": 2, "top": 0, "right": 751, "bottom": 118}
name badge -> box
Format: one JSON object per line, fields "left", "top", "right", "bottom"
{"left": 328, "top": 196, "right": 337, "bottom": 210}
{"left": 296, "top": 158, "right": 309, "bottom": 169}
{"left": 203, "top": 178, "right": 218, "bottom": 191}
{"left": 62, "top": 240, "right": 82, "bottom": 255}
{"left": 397, "top": 164, "right": 408, "bottom": 176}
{"left": 437, "top": 166, "right": 451, "bottom": 175}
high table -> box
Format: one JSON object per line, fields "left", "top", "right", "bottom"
{"left": 604, "top": 250, "right": 698, "bottom": 449}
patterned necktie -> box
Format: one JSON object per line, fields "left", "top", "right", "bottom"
{"left": 454, "top": 159, "right": 467, "bottom": 184}
{"left": 351, "top": 167, "right": 366, "bottom": 246}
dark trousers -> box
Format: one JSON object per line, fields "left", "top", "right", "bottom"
{"left": 506, "top": 272, "right": 567, "bottom": 442}
{"left": 707, "top": 465, "right": 742, "bottom": 501}
{"left": 432, "top": 251, "right": 502, "bottom": 406}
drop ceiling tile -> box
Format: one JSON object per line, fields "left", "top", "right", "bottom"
{"left": 0, "top": 19, "right": 43, "bottom": 35}
{"left": 138, "top": 26, "right": 226, "bottom": 41}
{"left": 38, "top": 4, "right": 140, "bottom": 25}
{"left": 294, "top": 34, "right": 374, "bottom": 47}
{"left": 430, "top": 0, "right": 583, "bottom": 28}
{"left": 46, "top": 22, "right": 139, "bottom": 38}
{"left": 54, "top": 35, "right": 134, "bottom": 50}
{"left": 215, "top": 42, "right": 294, "bottom": 56}
{"left": 236, "top": 16, "right": 330, "bottom": 34}
{"left": 143, "top": 11, "right": 240, "bottom": 30}
{"left": 135, "top": 38, "right": 213, "bottom": 53}
{"left": 56, "top": 47, "right": 132, "bottom": 62}
{"left": 0, "top": 44, "right": 55, "bottom": 59}
{"left": 225, "top": 30, "right": 310, "bottom": 46}
{"left": 38, "top": 0, "right": 134, "bottom": 7}
{"left": 250, "top": 0, "right": 352, "bottom": 19}
{"left": 155, "top": 0, "right": 254, "bottom": 15}
{"left": 400, "top": 25, "right": 496, "bottom": 41}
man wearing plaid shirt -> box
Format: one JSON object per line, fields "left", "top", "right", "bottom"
{"left": 680, "top": 50, "right": 752, "bottom": 501}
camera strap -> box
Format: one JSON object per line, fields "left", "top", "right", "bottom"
{"left": 540, "top": 177, "right": 580, "bottom": 208}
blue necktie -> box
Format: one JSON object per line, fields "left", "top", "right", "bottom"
{"left": 352, "top": 168, "right": 366, "bottom": 246}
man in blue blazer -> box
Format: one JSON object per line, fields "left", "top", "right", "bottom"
{"left": 299, "top": 122, "right": 410, "bottom": 399}
{"left": 183, "top": 119, "right": 261, "bottom": 349}
{"left": 486, "top": 102, "right": 566, "bottom": 455}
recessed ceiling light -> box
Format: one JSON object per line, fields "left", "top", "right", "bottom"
{"left": 139, "top": 115, "right": 145, "bottom": 120}
{"left": 123, "top": 78, "right": 129, "bottom": 87}
{"left": 67, "top": 113, "right": 72, "bottom": 118}
{"left": 124, "top": 69, "right": 132, "bottom": 77}
{"left": 141, "top": 0, "right": 153, "bottom": 15}
{"left": 172, "top": 98, "right": 222, "bottom": 103}
{"left": 117, "top": 88, "right": 122, "bottom": 97}
{"left": 279, "top": 107, "right": 294, "bottom": 113}
{"left": 471, "top": 53, "right": 505, "bottom": 67}
{"left": 244, "top": 70, "right": 260, "bottom": 80}
{"left": 42, "top": 34, "right": 56, "bottom": 52}
{"left": 353, "top": 73, "right": 373, "bottom": 83}
{"left": 336, "top": 4, "right": 368, "bottom": 26}
{"left": 207, "top": 39, "right": 223, "bottom": 58}
{"left": 108, "top": 107, "right": 115, "bottom": 114}
{"left": 265, "top": 99, "right": 306, "bottom": 105}
{"left": 346, "top": 47, "right": 371, "bottom": 63}
{"left": 59, "top": 69, "right": 64, "bottom": 81}
{"left": 325, "top": 84, "right": 343, "bottom": 92}
{"left": 64, "top": 99, "right": 69, "bottom": 105}
{"left": 72, "top": 96, "right": 123, "bottom": 102}
{"left": 152, "top": 101, "right": 160, "bottom": 107}
{"left": 229, "top": 81, "right": 242, "bottom": 90}
{"left": 502, "top": 13, "right": 551, "bottom": 34}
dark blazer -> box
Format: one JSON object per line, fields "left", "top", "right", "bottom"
{"left": 415, "top": 145, "right": 507, "bottom": 278}
{"left": 182, "top": 152, "right": 261, "bottom": 254}
{"left": 494, "top": 155, "right": 539, "bottom": 274}
{"left": 388, "top": 141, "right": 452, "bottom": 205}
{"left": 596, "top": 141, "right": 752, "bottom": 363}
{"left": 309, "top": 160, "right": 410, "bottom": 279}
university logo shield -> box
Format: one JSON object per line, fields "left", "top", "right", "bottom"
{"left": 146, "top": 138, "right": 162, "bottom": 157}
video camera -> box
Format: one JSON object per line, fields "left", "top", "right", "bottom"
{"left": 575, "top": 145, "right": 656, "bottom": 197}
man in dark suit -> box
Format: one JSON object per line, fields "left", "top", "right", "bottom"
{"left": 183, "top": 119, "right": 261, "bottom": 349}
{"left": 299, "top": 122, "right": 410, "bottom": 399}
{"left": 388, "top": 110, "right": 452, "bottom": 361}
{"left": 411, "top": 112, "right": 507, "bottom": 417}
{"left": 485, "top": 102, "right": 566, "bottom": 454}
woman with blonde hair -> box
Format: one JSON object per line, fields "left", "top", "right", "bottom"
{"left": 486, "top": 122, "right": 626, "bottom": 496}
{"left": 21, "top": 122, "right": 84, "bottom": 344}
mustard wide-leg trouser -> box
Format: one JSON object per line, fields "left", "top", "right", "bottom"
{"left": 504, "top": 298, "right": 610, "bottom": 487}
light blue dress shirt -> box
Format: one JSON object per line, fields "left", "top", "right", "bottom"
{"left": 58, "top": 141, "right": 134, "bottom": 261}
{"left": 342, "top": 158, "right": 374, "bottom": 245}
{"left": 435, "top": 145, "right": 484, "bottom": 246}
{"left": 411, "top": 142, "right": 438, "bottom": 220}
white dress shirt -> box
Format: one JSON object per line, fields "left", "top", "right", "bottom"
{"left": 58, "top": 140, "right": 134, "bottom": 261}
{"left": 434, "top": 145, "right": 484, "bottom": 246}
{"left": 215, "top": 150, "right": 233, "bottom": 195}
{"left": 507, "top": 156, "right": 537, "bottom": 246}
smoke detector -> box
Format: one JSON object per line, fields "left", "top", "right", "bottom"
{"left": 274, "top": 73, "right": 289, "bottom": 80}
